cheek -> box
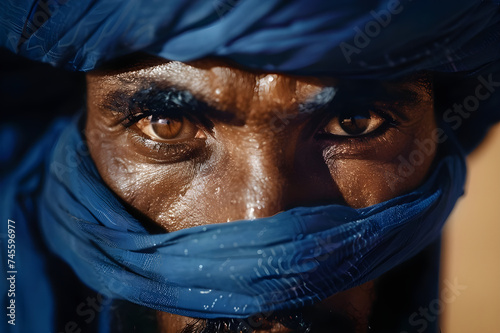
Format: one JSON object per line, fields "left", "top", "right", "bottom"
{"left": 85, "top": 109, "right": 201, "bottom": 229}
{"left": 330, "top": 157, "right": 434, "bottom": 208}
{"left": 89, "top": 139, "right": 197, "bottom": 223}
{"left": 328, "top": 118, "right": 437, "bottom": 208}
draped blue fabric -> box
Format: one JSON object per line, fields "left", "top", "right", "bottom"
{"left": 0, "top": 0, "right": 499, "bottom": 77}
{"left": 1, "top": 0, "right": 500, "bottom": 332}
{"left": 38, "top": 117, "right": 466, "bottom": 319}
{"left": 1, "top": 114, "right": 466, "bottom": 332}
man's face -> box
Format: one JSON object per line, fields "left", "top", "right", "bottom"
{"left": 85, "top": 55, "right": 437, "bottom": 332}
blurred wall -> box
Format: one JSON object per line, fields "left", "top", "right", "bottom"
{"left": 441, "top": 123, "right": 500, "bottom": 332}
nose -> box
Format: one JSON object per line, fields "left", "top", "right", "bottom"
{"left": 232, "top": 147, "right": 288, "bottom": 220}
{"left": 216, "top": 134, "right": 340, "bottom": 222}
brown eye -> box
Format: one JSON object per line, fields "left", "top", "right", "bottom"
{"left": 324, "top": 110, "right": 386, "bottom": 137}
{"left": 150, "top": 116, "right": 183, "bottom": 139}
{"left": 136, "top": 114, "right": 205, "bottom": 142}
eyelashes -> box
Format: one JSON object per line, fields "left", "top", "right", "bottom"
{"left": 320, "top": 108, "right": 396, "bottom": 138}
{"left": 135, "top": 115, "right": 207, "bottom": 143}
{"left": 110, "top": 86, "right": 400, "bottom": 157}
{"left": 105, "top": 87, "right": 213, "bottom": 162}
{"left": 116, "top": 86, "right": 212, "bottom": 131}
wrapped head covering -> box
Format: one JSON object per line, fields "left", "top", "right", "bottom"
{"left": 1, "top": 1, "right": 500, "bottom": 332}
{"left": 2, "top": 0, "right": 500, "bottom": 77}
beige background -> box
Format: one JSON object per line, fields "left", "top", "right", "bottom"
{"left": 441, "top": 123, "right": 500, "bottom": 332}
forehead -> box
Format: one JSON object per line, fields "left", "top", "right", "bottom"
{"left": 87, "top": 56, "right": 336, "bottom": 117}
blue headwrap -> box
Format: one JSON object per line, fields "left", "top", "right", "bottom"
{"left": 1, "top": 0, "right": 499, "bottom": 76}
{"left": 1, "top": 1, "right": 500, "bottom": 332}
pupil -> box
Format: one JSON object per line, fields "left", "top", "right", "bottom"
{"left": 339, "top": 112, "right": 370, "bottom": 135}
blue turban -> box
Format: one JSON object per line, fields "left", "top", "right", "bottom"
{"left": 3, "top": 0, "right": 499, "bottom": 148}
{"left": 2, "top": 0, "right": 500, "bottom": 77}
{"left": 1, "top": 1, "right": 500, "bottom": 333}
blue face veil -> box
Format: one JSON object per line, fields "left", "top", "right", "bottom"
{"left": 1, "top": 1, "right": 500, "bottom": 332}
{"left": 36, "top": 116, "right": 465, "bottom": 319}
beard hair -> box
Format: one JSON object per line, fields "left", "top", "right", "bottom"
{"left": 179, "top": 316, "right": 309, "bottom": 333}
{"left": 178, "top": 309, "right": 355, "bottom": 333}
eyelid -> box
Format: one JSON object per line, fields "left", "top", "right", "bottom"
{"left": 109, "top": 87, "right": 214, "bottom": 133}
{"left": 324, "top": 110, "right": 383, "bottom": 137}
{"left": 325, "top": 106, "right": 397, "bottom": 127}
{"left": 122, "top": 108, "right": 192, "bottom": 128}
{"left": 314, "top": 106, "right": 398, "bottom": 142}
{"left": 136, "top": 115, "right": 207, "bottom": 143}
{"left": 128, "top": 129, "right": 207, "bottom": 164}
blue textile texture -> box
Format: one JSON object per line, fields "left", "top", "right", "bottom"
{"left": 39, "top": 117, "right": 466, "bottom": 319}
{"left": 0, "top": 0, "right": 499, "bottom": 76}
{"left": 1, "top": 113, "right": 465, "bottom": 333}
{"left": 0, "top": 0, "right": 499, "bottom": 332}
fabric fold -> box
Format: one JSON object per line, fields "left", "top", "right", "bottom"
{"left": 1, "top": 0, "right": 499, "bottom": 77}
{"left": 37, "top": 115, "right": 466, "bottom": 319}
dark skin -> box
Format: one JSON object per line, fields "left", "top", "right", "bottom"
{"left": 85, "top": 55, "right": 437, "bottom": 333}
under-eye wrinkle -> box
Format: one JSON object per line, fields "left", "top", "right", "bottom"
{"left": 128, "top": 130, "right": 207, "bottom": 163}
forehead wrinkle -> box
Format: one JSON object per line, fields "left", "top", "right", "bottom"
{"left": 87, "top": 61, "right": 205, "bottom": 107}
{"left": 207, "top": 64, "right": 257, "bottom": 120}
{"left": 242, "top": 73, "right": 335, "bottom": 127}
{"left": 246, "top": 74, "right": 294, "bottom": 124}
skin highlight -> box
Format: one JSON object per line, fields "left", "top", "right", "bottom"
{"left": 85, "top": 55, "right": 437, "bottom": 332}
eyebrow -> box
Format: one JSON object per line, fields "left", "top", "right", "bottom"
{"left": 103, "top": 85, "right": 242, "bottom": 128}
{"left": 104, "top": 75, "right": 429, "bottom": 126}
{"left": 105, "top": 83, "right": 341, "bottom": 128}
{"left": 337, "top": 79, "right": 423, "bottom": 103}
{"left": 298, "top": 87, "right": 338, "bottom": 114}
{"left": 296, "top": 72, "right": 431, "bottom": 117}
{"left": 329, "top": 79, "right": 430, "bottom": 120}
